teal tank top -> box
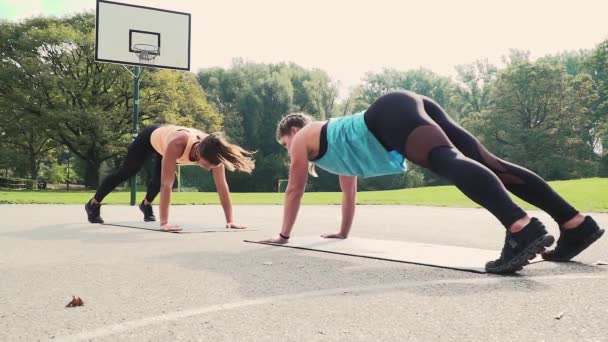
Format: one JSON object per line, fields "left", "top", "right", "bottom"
{"left": 312, "top": 111, "right": 407, "bottom": 178}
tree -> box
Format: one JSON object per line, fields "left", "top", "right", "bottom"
{"left": 454, "top": 59, "right": 498, "bottom": 117}
{"left": 0, "top": 110, "right": 54, "bottom": 181}
{"left": 0, "top": 15, "right": 134, "bottom": 187}
{"left": 585, "top": 40, "right": 608, "bottom": 175}
{"left": 334, "top": 86, "right": 368, "bottom": 117}
{"left": 198, "top": 61, "right": 339, "bottom": 191}
{"left": 478, "top": 54, "right": 598, "bottom": 179}
{"left": 0, "top": 134, "right": 19, "bottom": 178}
{"left": 538, "top": 50, "right": 592, "bottom": 76}
{"left": 0, "top": 20, "right": 57, "bottom": 180}
{"left": 140, "top": 70, "right": 222, "bottom": 131}
{"left": 357, "top": 68, "right": 457, "bottom": 114}
{"left": 0, "top": 14, "right": 221, "bottom": 188}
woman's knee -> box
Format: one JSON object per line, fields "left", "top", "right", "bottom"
{"left": 475, "top": 143, "right": 508, "bottom": 173}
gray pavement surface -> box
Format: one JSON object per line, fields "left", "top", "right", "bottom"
{"left": 1, "top": 204, "right": 607, "bottom": 341}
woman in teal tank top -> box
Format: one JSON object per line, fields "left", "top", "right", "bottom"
{"left": 258, "top": 90, "right": 604, "bottom": 274}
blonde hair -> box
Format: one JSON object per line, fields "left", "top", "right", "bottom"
{"left": 198, "top": 133, "right": 255, "bottom": 174}
{"left": 276, "top": 112, "right": 318, "bottom": 177}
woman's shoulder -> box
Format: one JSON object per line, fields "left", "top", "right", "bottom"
{"left": 298, "top": 121, "right": 325, "bottom": 146}
{"left": 301, "top": 121, "right": 325, "bottom": 134}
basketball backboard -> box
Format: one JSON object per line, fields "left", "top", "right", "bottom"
{"left": 95, "top": 0, "right": 191, "bottom": 70}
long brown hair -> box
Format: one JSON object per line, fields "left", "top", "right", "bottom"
{"left": 276, "top": 112, "right": 318, "bottom": 177}
{"left": 198, "top": 133, "right": 255, "bottom": 173}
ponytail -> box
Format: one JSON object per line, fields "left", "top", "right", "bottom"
{"left": 198, "top": 133, "right": 255, "bottom": 173}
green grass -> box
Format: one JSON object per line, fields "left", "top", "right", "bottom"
{"left": 0, "top": 178, "right": 606, "bottom": 212}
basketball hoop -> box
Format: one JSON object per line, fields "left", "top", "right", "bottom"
{"left": 132, "top": 43, "right": 160, "bottom": 65}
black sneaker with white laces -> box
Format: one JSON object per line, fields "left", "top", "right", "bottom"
{"left": 139, "top": 200, "right": 156, "bottom": 222}
{"left": 542, "top": 216, "right": 605, "bottom": 262}
{"left": 85, "top": 199, "right": 104, "bottom": 224}
{"left": 485, "top": 218, "right": 555, "bottom": 274}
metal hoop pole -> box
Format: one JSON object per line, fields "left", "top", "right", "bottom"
{"left": 130, "top": 65, "right": 142, "bottom": 206}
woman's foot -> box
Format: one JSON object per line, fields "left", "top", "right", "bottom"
{"left": 542, "top": 216, "right": 605, "bottom": 262}
{"left": 139, "top": 200, "right": 156, "bottom": 222}
{"left": 486, "top": 218, "right": 554, "bottom": 274}
{"left": 85, "top": 199, "right": 104, "bottom": 224}
{"left": 160, "top": 223, "right": 182, "bottom": 232}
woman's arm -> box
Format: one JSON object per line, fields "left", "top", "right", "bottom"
{"left": 258, "top": 133, "right": 309, "bottom": 243}
{"left": 212, "top": 164, "right": 245, "bottom": 228}
{"left": 158, "top": 135, "right": 186, "bottom": 231}
{"left": 321, "top": 175, "right": 357, "bottom": 239}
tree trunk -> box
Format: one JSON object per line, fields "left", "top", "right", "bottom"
{"left": 84, "top": 160, "right": 102, "bottom": 189}
{"left": 29, "top": 153, "right": 38, "bottom": 181}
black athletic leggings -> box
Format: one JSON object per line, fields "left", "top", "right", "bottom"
{"left": 94, "top": 124, "right": 163, "bottom": 203}
{"left": 363, "top": 91, "right": 579, "bottom": 228}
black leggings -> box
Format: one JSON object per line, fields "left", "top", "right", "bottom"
{"left": 364, "top": 91, "right": 579, "bottom": 228}
{"left": 94, "top": 124, "right": 163, "bottom": 203}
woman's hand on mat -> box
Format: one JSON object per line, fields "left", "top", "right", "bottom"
{"left": 160, "top": 223, "right": 182, "bottom": 231}
{"left": 321, "top": 232, "right": 348, "bottom": 239}
{"left": 225, "top": 222, "right": 247, "bottom": 229}
{"left": 258, "top": 235, "right": 289, "bottom": 244}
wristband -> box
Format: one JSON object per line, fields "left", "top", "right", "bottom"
{"left": 279, "top": 233, "right": 290, "bottom": 239}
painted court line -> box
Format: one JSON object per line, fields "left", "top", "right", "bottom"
{"left": 52, "top": 273, "right": 607, "bottom": 342}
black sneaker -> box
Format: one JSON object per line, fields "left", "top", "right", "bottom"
{"left": 542, "top": 216, "right": 605, "bottom": 262}
{"left": 486, "top": 218, "right": 555, "bottom": 274}
{"left": 85, "top": 199, "right": 104, "bottom": 224}
{"left": 139, "top": 200, "right": 156, "bottom": 222}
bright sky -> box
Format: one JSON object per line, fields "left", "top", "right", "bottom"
{"left": 2, "top": 0, "right": 608, "bottom": 95}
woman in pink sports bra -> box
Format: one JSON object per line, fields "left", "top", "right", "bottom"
{"left": 84, "top": 123, "right": 255, "bottom": 231}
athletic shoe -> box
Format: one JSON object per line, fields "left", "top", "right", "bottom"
{"left": 139, "top": 200, "right": 156, "bottom": 222}
{"left": 542, "top": 216, "right": 605, "bottom": 262}
{"left": 85, "top": 199, "right": 104, "bottom": 224}
{"left": 486, "top": 218, "right": 554, "bottom": 274}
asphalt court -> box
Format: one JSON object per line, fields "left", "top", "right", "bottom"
{"left": 1, "top": 204, "right": 606, "bottom": 341}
